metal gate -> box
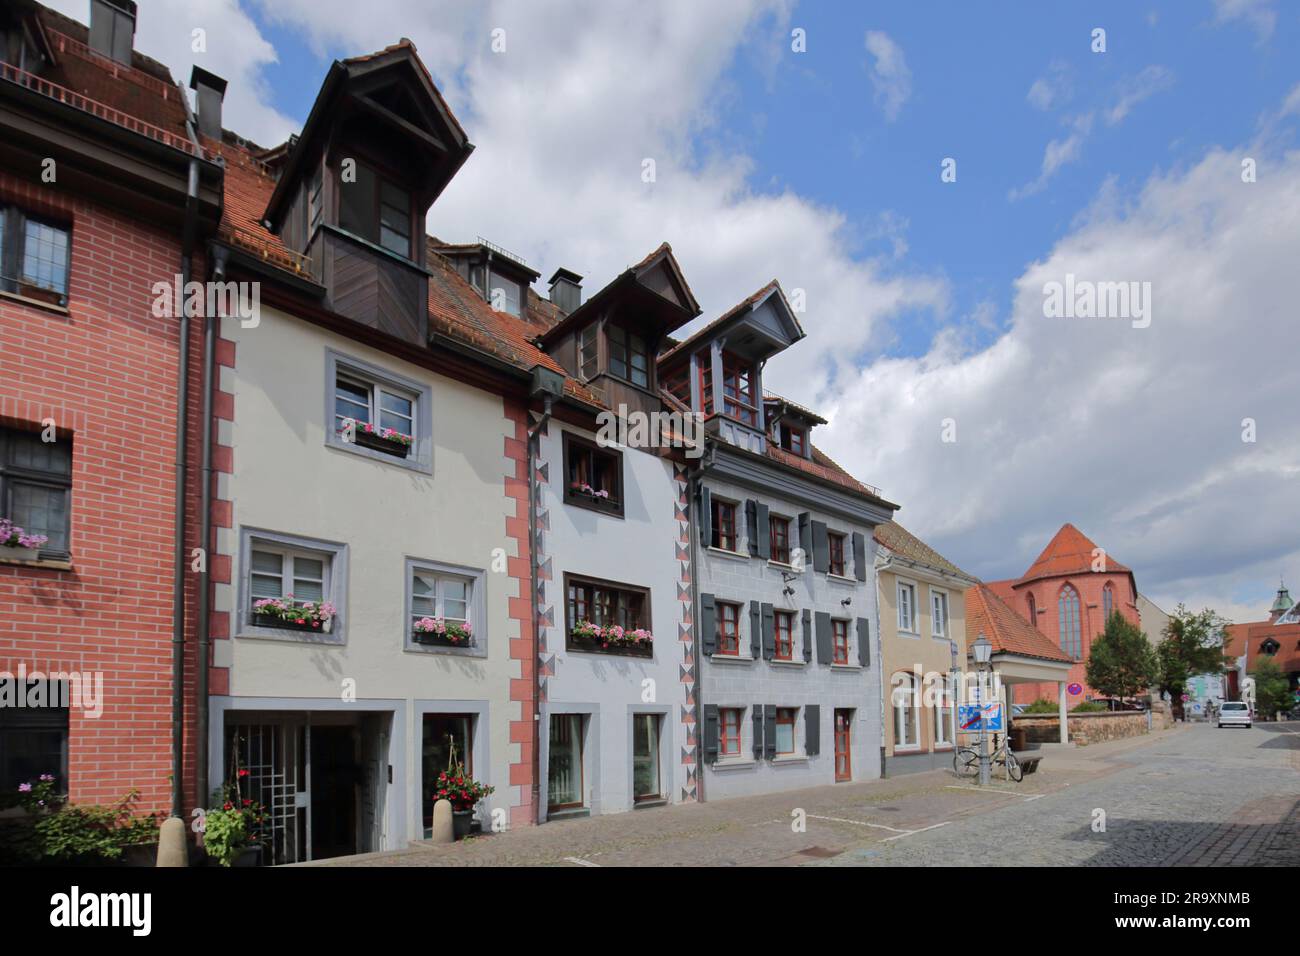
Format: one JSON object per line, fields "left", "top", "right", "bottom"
{"left": 225, "top": 720, "right": 307, "bottom": 865}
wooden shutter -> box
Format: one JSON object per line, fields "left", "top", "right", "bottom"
{"left": 797, "top": 512, "right": 811, "bottom": 569}
{"left": 702, "top": 704, "right": 720, "bottom": 764}
{"left": 815, "top": 611, "right": 832, "bottom": 664}
{"left": 751, "top": 706, "right": 764, "bottom": 759}
{"left": 763, "top": 704, "right": 777, "bottom": 759}
{"left": 805, "top": 704, "right": 821, "bottom": 756}
{"left": 698, "top": 485, "right": 711, "bottom": 546}
{"left": 857, "top": 617, "right": 871, "bottom": 667}
{"left": 801, "top": 609, "right": 812, "bottom": 662}
{"left": 755, "top": 502, "right": 770, "bottom": 558}
{"left": 745, "top": 499, "right": 758, "bottom": 556}
{"left": 812, "top": 520, "right": 829, "bottom": 572}
{"left": 761, "top": 602, "right": 775, "bottom": 660}
{"left": 700, "top": 593, "right": 716, "bottom": 655}
{"left": 852, "top": 531, "right": 867, "bottom": 581}
{"left": 749, "top": 601, "right": 761, "bottom": 658}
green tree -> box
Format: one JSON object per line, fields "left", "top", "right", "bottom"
{"left": 1156, "top": 605, "right": 1231, "bottom": 701}
{"left": 1086, "top": 611, "right": 1159, "bottom": 703}
{"left": 1250, "top": 658, "right": 1292, "bottom": 720}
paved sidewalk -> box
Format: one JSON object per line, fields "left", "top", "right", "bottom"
{"left": 304, "top": 721, "right": 1296, "bottom": 868}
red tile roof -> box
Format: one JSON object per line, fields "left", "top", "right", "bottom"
{"left": 966, "top": 584, "right": 1073, "bottom": 664}
{"left": 1021, "top": 523, "right": 1132, "bottom": 583}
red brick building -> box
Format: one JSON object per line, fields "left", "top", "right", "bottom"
{"left": 0, "top": 1, "right": 221, "bottom": 813}
{"left": 986, "top": 523, "right": 1141, "bottom": 705}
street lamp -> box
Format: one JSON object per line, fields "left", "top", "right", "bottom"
{"left": 972, "top": 633, "right": 992, "bottom": 785}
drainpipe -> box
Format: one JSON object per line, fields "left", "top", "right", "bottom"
{"left": 526, "top": 390, "right": 554, "bottom": 825}
{"left": 686, "top": 441, "right": 715, "bottom": 802}
{"left": 195, "top": 245, "right": 226, "bottom": 806}
{"left": 171, "top": 156, "right": 200, "bottom": 819}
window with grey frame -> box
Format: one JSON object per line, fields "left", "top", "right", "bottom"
{"left": 0, "top": 206, "right": 71, "bottom": 306}
{"left": 0, "top": 427, "right": 71, "bottom": 558}
{"left": 333, "top": 368, "right": 417, "bottom": 459}
{"left": 409, "top": 565, "right": 475, "bottom": 648}
{"left": 244, "top": 536, "right": 341, "bottom": 639}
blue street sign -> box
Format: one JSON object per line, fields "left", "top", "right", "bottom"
{"left": 958, "top": 702, "right": 1004, "bottom": 733}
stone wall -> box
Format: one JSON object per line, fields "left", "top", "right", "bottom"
{"left": 1014, "top": 711, "right": 1149, "bottom": 746}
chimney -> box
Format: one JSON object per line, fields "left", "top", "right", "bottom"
{"left": 89, "top": 0, "right": 137, "bottom": 66}
{"left": 189, "top": 66, "right": 228, "bottom": 142}
{"left": 548, "top": 268, "right": 583, "bottom": 314}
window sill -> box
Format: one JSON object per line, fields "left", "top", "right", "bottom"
{"left": 706, "top": 546, "right": 749, "bottom": 563}
{"left": 771, "top": 755, "right": 808, "bottom": 766}
{"left": 326, "top": 436, "right": 431, "bottom": 474}
{"left": 0, "top": 289, "right": 69, "bottom": 315}
{"left": 0, "top": 554, "right": 72, "bottom": 571}
{"left": 826, "top": 573, "right": 858, "bottom": 586}
{"left": 897, "top": 630, "right": 921, "bottom": 639}
{"left": 236, "top": 623, "right": 345, "bottom": 646}
{"left": 770, "top": 658, "right": 806, "bottom": 668}
{"left": 892, "top": 745, "right": 922, "bottom": 754}
{"left": 709, "top": 653, "right": 755, "bottom": 665}
{"left": 831, "top": 663, "right": 862, "bottom": 672}
{"left": 711, "top": 758, "right": 757, "bottom": 772}
{"left": 930, "top": 634, "right": 951, "bottom": 642}
{"left": 564, "top": 492, "right": 625, "bottom": 520}
{"left": 767, "top": 559, "right": 799, "bottom": 572}
{"left": 632, "top": 797, "right": 667, "bottom": 809}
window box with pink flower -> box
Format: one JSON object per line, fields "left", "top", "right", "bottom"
{"left": 0, "top": 518, "right": 47, "bottom": 564}
{"left": 412, "top": 617, "right": 474, "bottom": 648}
{"left": 567, "top": 619, "right": 654, "bottom": 658}
{"left": 338, "top": 417, "right": 413, "bottom": 459}
{"left": 250, "top": 597, "right": 336, "bottom": 634}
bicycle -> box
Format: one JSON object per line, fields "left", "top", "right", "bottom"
{"left": 952, "top": 735, "right": 1023, "bottom": 782}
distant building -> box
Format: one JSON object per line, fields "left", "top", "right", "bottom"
{"left": 1223, "top": 582, "right": 1300, "bottom": 706}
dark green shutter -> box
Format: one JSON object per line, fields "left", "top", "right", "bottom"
{"left": 763, "top": 704, "right": 777, "bottom": 759}
{"left": 815, "top": 611, "right": 832, "bottom": 664}
{"left": 755, "top": 503, "right": 770, "bottom": 558}
{"left": 761, "top": 602, "right": 775, "bottom": 660}
{"left": 857, "top": 617, "right": 871, "bottom": 667}
{"left": 701, "top": 593, "right": 716, "bottom": 655}
{"left": 751, "top": 706, "right": 764, "bottom": 759}
{"left": 801, "top": 609, "right": 812, "bottom": 662}
{"left": 698, "top": 485, "right": 711, "bottom": 547}
{"left": 745, "top": 499, "right": 758, "bottom": 556}
{"left": 797, "top": 512, "right": 810, "bottom": 570}
{"left": 702, "top": 705, "right": 720, "bottom": 764}
{"left": 749, "top": 601, "right": 761, "bottom": 658}
{"left": 805, "top": 704, "right": 820, "bottom": 756}
{"left": 852, "top": 532, "right": 867, "bottom": 581}
{"left": 812, "top": 520, "right": 829, "bottom": 572}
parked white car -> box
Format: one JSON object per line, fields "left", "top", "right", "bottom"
{"left": 1217, "top": 701, "right": 1252, "bottom": 728}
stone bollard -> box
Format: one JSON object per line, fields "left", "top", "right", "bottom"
{"left": 156, "top": 816, "right": 190, "bottom": 867}
{"left": 430, "top": 798, "right": 454, "bottom": 844}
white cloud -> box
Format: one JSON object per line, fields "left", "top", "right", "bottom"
{"left": 863, "top": 30, "right": 912, "bottom": 122}
{"left": 1027, "top": 60, "right": 1072, "bottom": 112}
{"left": 1212, "top": 0, "right": 1277, "bottom": 41}
{"left": 820, "top": 123, "right": 1300, "bottom": 616}
{"left": 1009, "top": 113, "right": 1094, "bottom": 200}
{"left": 1105, "top": 65, "right": 1174, "bottom": 126}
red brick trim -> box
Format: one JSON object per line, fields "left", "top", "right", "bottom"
{"left": 502, "top": 399, "right": 536, "bottom": 828}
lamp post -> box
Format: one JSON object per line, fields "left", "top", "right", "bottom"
{"left": 972, "top": 632, "right": 992, "bottom": 786}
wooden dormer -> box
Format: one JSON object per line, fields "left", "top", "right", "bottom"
{"left": 658, "top": 281, "right": 804, "bottom": 455}
{"left": 763, "top": 395, "right": 826, "bottom": 461}
{"left": 261, "top": 41, "right": 474, "bottom": 346}
{"left": 539, "top": 243, "right": 700, "bottom": 418}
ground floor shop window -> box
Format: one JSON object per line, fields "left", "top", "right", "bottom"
{"left": 421, "top": 714, "right": 472, "bottom": 833}
{"left": 632, "top": 713, "right": 662, "bottom": 802}
{"left": 548, "top": 714, "right": 584, "bottom": 810}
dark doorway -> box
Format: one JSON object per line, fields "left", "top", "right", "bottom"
{"left": 311, "top": 725, "right": 359, "bottom": 859}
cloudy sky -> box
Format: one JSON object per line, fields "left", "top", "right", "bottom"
{"left": 51, "top": 0, "right": 1300, "bottom": 623}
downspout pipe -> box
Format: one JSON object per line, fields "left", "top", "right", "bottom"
{"left": 527, "top": 394, "right": 553, "bottom": 825}
{"left": 686, "top": 441, "right": 716, "bottom": 802}
{"left": 196, "top": 245, "right": 226, "bottom": 806}
{"left": 171, "top": 156, "right": 200, "bottom": 819}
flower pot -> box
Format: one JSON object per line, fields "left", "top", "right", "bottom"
{"left": 0, "top": 545, "right": 40, "bottom": 563}
{"left": 413, "top": 631, "right": 472, "bottom": 648}
{"left": 253, "top": 613, "right": 328, "bottom": 633}
{"left": 452, "top": 810, "right": 472, "bottom": 841}
{"left": 354, "top": 429, "right": 411, "bottom": 458}
{"left": 232, "top": 845, "right": 262, "bottom": 867}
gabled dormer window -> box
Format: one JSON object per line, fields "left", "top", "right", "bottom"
{"left": 778, "top": 425, "right": 805, "bottom": 456}
{"left": 578, "top": 324, "right": 599, "bottom": 381}
{"left": 609, "top": 325, "right": 649, "bottom": 388}
{"left": 338, "top": 159, "right": 412, "bottom": 259}
{"left": 720, "top": 353, "right": 757, "bottom": 426}
{"left": 489, "top": 268, "right": 522, "bottom": 317}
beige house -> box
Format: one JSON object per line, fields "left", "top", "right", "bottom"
{"left": 874, "top": 522, "right": 979, "bottom": 774}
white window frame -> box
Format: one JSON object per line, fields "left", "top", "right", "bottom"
{"left": 892, "top": 673, "right": 920, "bottom": 751}
{"left": 404, "top": 556, "right": 487, "bottom": 657}
{"left": 774, "top": 706, "right": 800, "bottom": 757}
{"left": 489, "top": 269, "right": 521, "bottom": 317}
{"left": 897, "top": 579, "right": 918, "bottom": 635}
{"left": 335, "top": 372, "right": 416, "bottom": 442}
{"left": 933, "top": 675, "right": 953, "bottom": 747}
{"left": 930, "top": 587, "right": 949, "bottom": 639}
{"left": 325, "top": 349, "right": 433, "bottom": 473}
{"left": 237, "top": 528, "right": 348, "bottom": 644}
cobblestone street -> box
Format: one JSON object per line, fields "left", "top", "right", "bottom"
{"left": 306, "top": 721, "right": 1299, "bottom": 867}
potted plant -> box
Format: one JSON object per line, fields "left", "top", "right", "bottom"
{"left": 203, "top": 768, "right": 268, "bottom": 867}
{"left": 434, "top": 743, "right": 493, "bottom": 840}
{"left": 413, "top": 616, "right": 473, "bottom": 647}
{"left": 338, "top": 418, "right": 414, "bottom": 458}
{"left": 252, "top": 596, "right": 336, "bottom": 633}
{"left": 0, "top": 518, "right": 47, "bottom": 563}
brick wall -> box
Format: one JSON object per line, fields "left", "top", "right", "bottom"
{"left": 0, "top": 171, "right": 200, "bottom": 816}
{"left": 1014, "top": 711, "right": 1149, "bottom": 746}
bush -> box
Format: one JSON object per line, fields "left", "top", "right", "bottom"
{"left": 1071, "top": 701, "right": 1109, "bottom": 713}
{"left": 0, "top": 778, "right": 158, "bottom": 866}
{"left": 1021, "top": 698, "right": 1059, "bottom": 714}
